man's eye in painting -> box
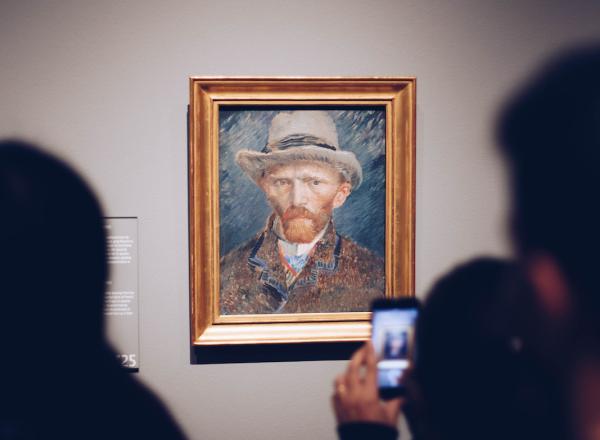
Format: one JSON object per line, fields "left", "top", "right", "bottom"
{"left": 274, "top": 179, "right": 289, "bottom": 186}
{"left": 301, "top": 177, "right": 323, "bottom": 186}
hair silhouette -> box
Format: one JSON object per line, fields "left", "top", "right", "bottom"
{"left": 0, "top": 140, "right": 185, "bottom": 439}
{"left": 409, "top": 257, "right": 566, "bottom": 440}
{"left": 497, "top": 45, "right": 600, "bottom": 344}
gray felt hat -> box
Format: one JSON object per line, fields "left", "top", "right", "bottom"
{"left": 235, "top": 111, "right": 363, "bottom": 189}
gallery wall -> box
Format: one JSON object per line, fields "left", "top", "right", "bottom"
{"left": 1, "top": 1, "right": 599, "bottom": 438}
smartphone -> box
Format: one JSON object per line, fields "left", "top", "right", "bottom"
{"left": 371, "top": 298, "right": 420, "bottom": 399}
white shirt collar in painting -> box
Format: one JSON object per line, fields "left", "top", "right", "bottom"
{"left": 273, "top": 217, "right": 327, "bottom": 257}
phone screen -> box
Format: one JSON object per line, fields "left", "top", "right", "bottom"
{"left": 371, "top": 302, "right": 419, "bottom": 398}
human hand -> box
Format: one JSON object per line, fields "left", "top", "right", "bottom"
{"left": 332, "top": 342, "right": 404, "bottom": 428}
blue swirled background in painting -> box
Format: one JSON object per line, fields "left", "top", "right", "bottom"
{"left": 219, "top": 108, "right": 386, "bottom": 258}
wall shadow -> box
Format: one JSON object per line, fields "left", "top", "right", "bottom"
{"left": 190, "top": 341, "right": 362, "bottom": 364}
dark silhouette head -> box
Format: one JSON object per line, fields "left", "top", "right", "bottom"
{"left": 0, "top": 140, "right": 186, "bottom": 439}
{"left": 0, "top": 140, "right": 107, "bottom": 366}
{"left": 0, "top": 141, "right": 106, "bottom": 392}
{"left": 497, "top": 45, "right": 600, "bottom": 344}
{"left": 410, "top": 257, "right": 565, "bottom": 440}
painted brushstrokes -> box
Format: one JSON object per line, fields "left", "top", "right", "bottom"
{"left": 218, "top": 108, "right": 386, "bottom": 315}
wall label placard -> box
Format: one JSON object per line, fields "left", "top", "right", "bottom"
{"left": 104, "top": 217, "right": 140, "bottom": 371}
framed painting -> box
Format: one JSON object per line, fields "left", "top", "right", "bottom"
{"left": 189, "top": 77, "right": 415, "bottom": 345}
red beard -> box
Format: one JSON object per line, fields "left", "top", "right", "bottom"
{"left": 280, "top": 206, "right": 330, "bottom": 243}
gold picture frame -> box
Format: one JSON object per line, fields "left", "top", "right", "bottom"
{"left": 189, "top": 77, "right": 416, "bottom": 345}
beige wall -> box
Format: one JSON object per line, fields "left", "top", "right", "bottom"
{"left": 1, "top": 1, "right": 599, "bottom": 438}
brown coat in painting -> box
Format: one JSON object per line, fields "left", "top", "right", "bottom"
{"left": 220, "top": 216, "right": 384, "bottom": 314}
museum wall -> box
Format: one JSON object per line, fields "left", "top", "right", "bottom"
{"left": 1, "top": 1, "right": 599, "bottom": 439}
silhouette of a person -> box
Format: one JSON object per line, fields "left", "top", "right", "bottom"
{"left": 0, "top": 141, "right": 186, "bottom": 439}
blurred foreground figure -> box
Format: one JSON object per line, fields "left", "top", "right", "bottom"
{"left": 333, "top": 257, "right": 564, "bottom": 440}
{"left": 497, "top": 44, "right": 600, "bottom": 440}
{"left": 409, "top": 257, "right": 565, "bottom": 440}
{"left": 334, "top": 43, "right": 600, "bottom": 439}
{"left": 0, "top": 141, "right": 186, "bottom": 439}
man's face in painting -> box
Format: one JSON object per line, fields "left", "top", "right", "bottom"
{"left": 259, "top": 160, "right": 352, "bottom": 243}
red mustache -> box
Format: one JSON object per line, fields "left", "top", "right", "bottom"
{"left": 281, "top": 206, "right": 318, "bottom": 222}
